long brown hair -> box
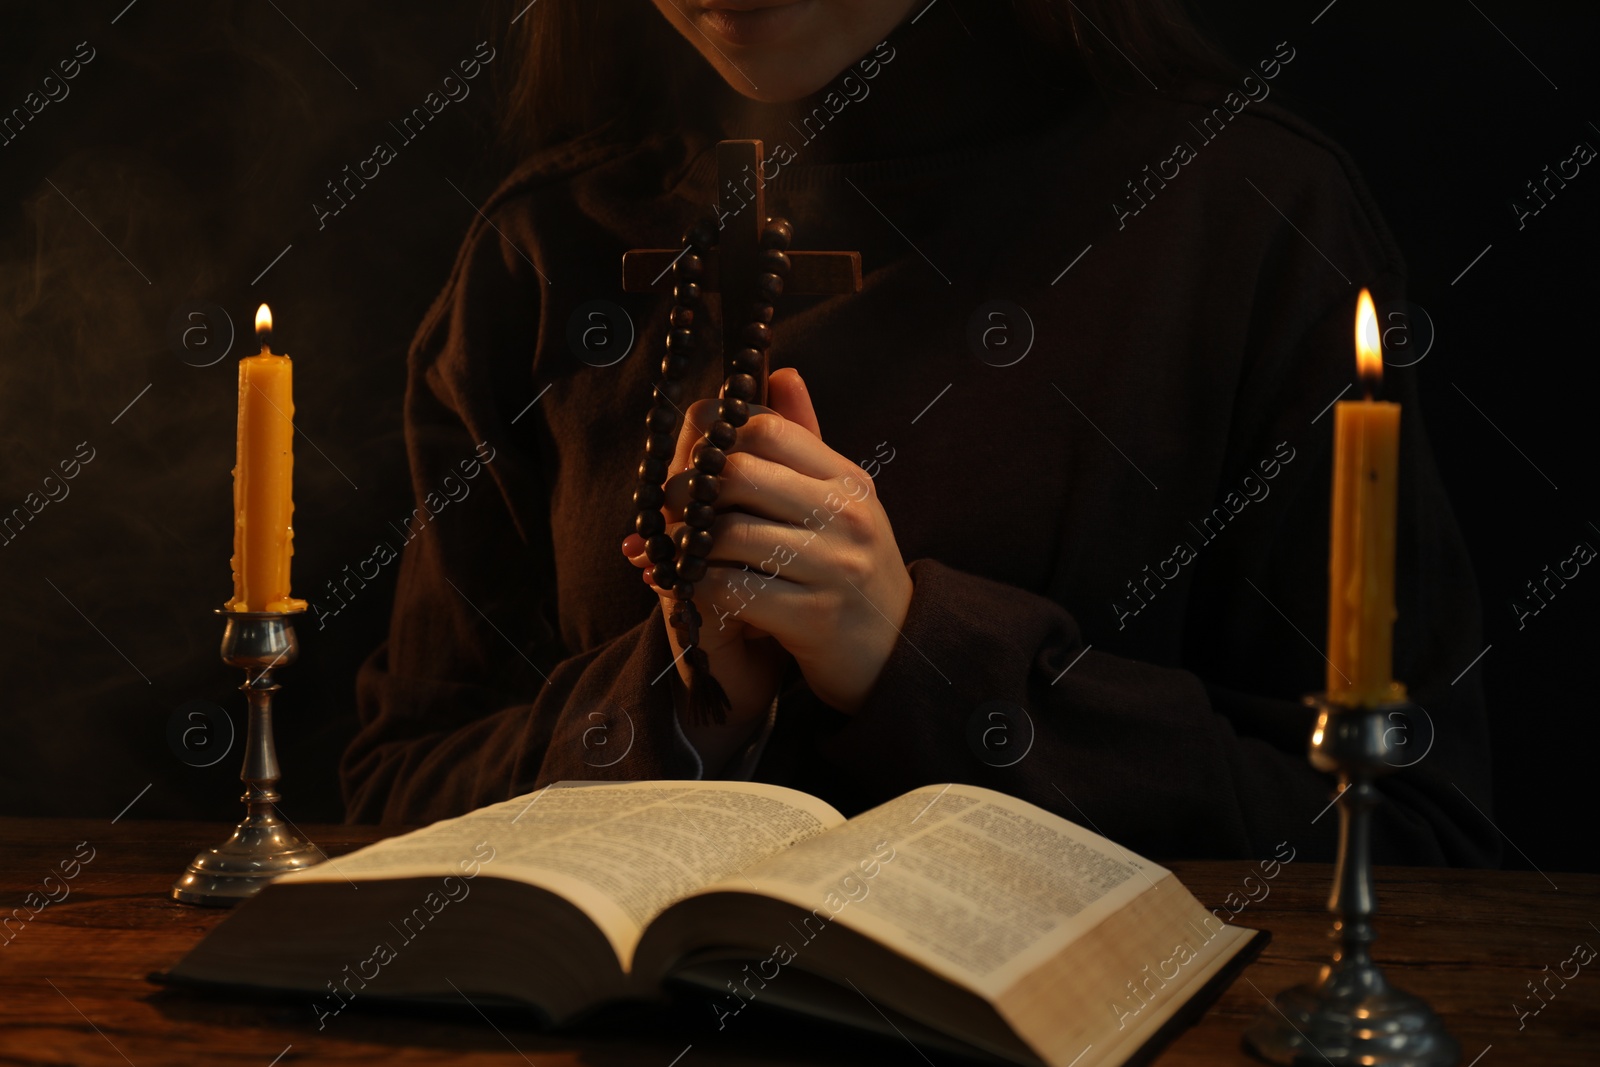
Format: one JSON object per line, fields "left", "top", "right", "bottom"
{"left": 499, "top": 0, "right": 1233, "bottom": 157}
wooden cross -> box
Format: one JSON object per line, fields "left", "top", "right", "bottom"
{"left": 622, "top": 139, "right": 862, "bottom": 405}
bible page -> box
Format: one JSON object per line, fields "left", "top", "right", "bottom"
{"left": 697, "top": 783, "right": 1166, "bottom": 998}
{"left": 279, "top": 780, "right": 844, "bottom": 968}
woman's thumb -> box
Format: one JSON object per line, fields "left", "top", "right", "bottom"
{"left": 766, "top": 367, "right": 820, "bottom": 437}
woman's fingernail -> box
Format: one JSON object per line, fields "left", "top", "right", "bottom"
{"left": 622, "top": 533, "right": 645, "bottom": 556}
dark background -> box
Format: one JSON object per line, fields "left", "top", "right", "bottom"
{"left": 1, "top": 2, "right": 1593, "bottom": 871}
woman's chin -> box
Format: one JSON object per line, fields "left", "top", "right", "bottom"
{"left": 709, "top": 51, "right": 859, "bottom": 103}
{"left": 687, "top": 0, "right": 893, "bottom": 103}
{"left": 723, "top": 72, "right": 838, "bottom": 104}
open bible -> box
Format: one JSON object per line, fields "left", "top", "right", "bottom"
{"left": 165, "top": 782, "right": 1260, "bottom": 1067}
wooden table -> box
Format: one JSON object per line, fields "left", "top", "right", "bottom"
{"left": 1, "top": 817, "right": 1594, "bottom": 1066}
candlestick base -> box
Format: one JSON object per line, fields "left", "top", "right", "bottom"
{"left": 1244, "top": 696, "right": 1459, "bottom": 1066}
{"left": 172, "top": 610, "right": 326, "bottom": 907}
{"left": 1245, "top": 964, "right": 1459, "bottom": 1066}
{"left": 171, "top": 811, "right": 327, "bottom": 907}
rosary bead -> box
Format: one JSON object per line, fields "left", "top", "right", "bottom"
{"left": 729, "top": 347, "right": 763, "bottom": 376}
{"left": 676, "top": 526, "right": 715, "bottom": 557}
{"left": 758, "top": 248, "right": 791, "bottom": 276}
{"left": 646, "top": 406, "right": 678, "bottom": 434}
{"left": 692, "top": 442, "right": 727, "bottom": 474}
{"left": 755, "top": 272, "right": 784, "bottom": 301}
{"left": 723, "top": 374, "right": 759, "bottom": 402}
{"left": 645, "top": 533, "right": 675, "bottom": 563}
{"left": 675, "top": 252, "right": 706, "bottom": 281}
{"left": 632, "top": 483, "right": 665, "bottom": 511}
{"left": 761, "top": 217, "right": 793, "bottom": 250}
{"left": 741, "top": 321, "right": 771, "bottom": 350}
{"left": 632, "top": 212, "right": 796, "bottom": 605}
{"left": 639, "top": 457, "right": 668, "bottom": 484}
{"left": 660, "top": 352, "right": 691, "bottom": 380}
{"left": 685, "top": 501, "right": 716, "bottom": 528}
{"left": 684, "top": 222, "right": 716, "bottom": 250}
{"left": 687, "top": 472, "right": 721, "bottom": 502}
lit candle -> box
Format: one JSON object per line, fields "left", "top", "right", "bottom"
{"left": 1326, "top": 289, "right": 1404, "bottom": 707}
{"left": 227, "top": 304, "right": 307, "bottom": 613}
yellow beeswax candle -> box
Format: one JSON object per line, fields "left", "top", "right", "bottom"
{"left": 227, "top": 304, "right": 307, "bottom": 613}
{"left": 1326, "top": 289, "right": 1404, "bottom": 707}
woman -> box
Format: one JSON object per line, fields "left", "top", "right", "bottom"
{"left": 343, "top": 0, "right": 1498, "bottom": 864}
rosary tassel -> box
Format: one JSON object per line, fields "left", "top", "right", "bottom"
{"left": 670, "top": 599, "right": 730, "bottom": 726}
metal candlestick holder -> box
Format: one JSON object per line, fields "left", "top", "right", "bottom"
{"left": 172, "top": 610, "right": 326, "bottom": 906}
{"left": 1245, "top": 695, "right": 1459, "bottom": 1066}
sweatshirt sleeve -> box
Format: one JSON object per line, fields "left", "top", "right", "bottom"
{"left": 341, "top": 199, "right": 702, "bottom": 825}
{"left": 808, "top": 417, "right": 1498, "bottom": 864}
{"left": 793, "top": 145, "right": 1499, "bottom": 867}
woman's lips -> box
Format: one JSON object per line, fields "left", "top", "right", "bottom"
{"left": 697, "top": 0, "right": 812, "bottom": 48}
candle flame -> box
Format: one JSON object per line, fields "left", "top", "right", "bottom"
{"left": 255, "top": 303, "right": 272, "bottom": 354}
{"left": 1355, "top": 288, "right": 1381, "bottom": 388}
